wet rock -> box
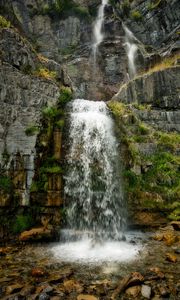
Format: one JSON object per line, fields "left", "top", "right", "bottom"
{"left": 6, "top": 283, "right": 23, "bottom": 295}
{"left": 128, "top": 272, "right": 144, "bottom": 287}
{"left": 147, "top": 267, "right": 165, "bottom": 280}
{"left": 31, "top": 267, "right": 47, "bottom": 277}
{"left": 20, "top": 285, "right": 35, "bottom": 296}
{"left": 19, "top": 227, "right": 52, "bottom": 242}
{"left": 77, "top": 295, "right": 99, "bottom": 300}
{"left": 0, "top": 247, "right": 8, "bottom": 256}
{"left": 166, "top": 253, "right": 177, "bottom": 263}
{"left": 171, "top": 221, "right": 180, "bottom": 231}
{"left": 63, "top": 279, "right": 83, "bottom": 293}
{"left": 141, "top": 285, "right": 151, "bottom": 299}
{"left": 125, "top": 285, "right": 141, "bottom": 297}
{"left": 158, "top": 285, "right": 170, "bottom": 297}
{"left": 153, "top": 227, "right": 177, "bottom": 246}
{"left": 48, "top": 268, "right": 73, "bottom": 284}
{"left": 39, "top": 292, "right": 50, "bottom": 300}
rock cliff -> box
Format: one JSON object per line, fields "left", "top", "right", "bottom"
{"left": 0, "top": 0, "right": 180, "bottom": 240}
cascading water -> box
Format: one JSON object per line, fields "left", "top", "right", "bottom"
{"left": 64, "top": 99, "right": 126, "bottom": 240}
{"left": 51, "top": 100, "right": 142, "bottom": 263}
{"left": 123, "top": 25, "right": 138, "bottom": 79}
{"left": 92, "top": 0, "right": 108, "bottom": 63}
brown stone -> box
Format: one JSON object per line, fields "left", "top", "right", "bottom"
{"left": 125, "top": 286, "right": 141, "bottom": 297}
{"left": 6, "top": 283, "right": 23, "bottom": 295}
{"left": 166, "top": 253, "right": 177, "bottom": 263}
{"left": 171, "top": 221, "right": 180, "bottom": 231}
{"left": 19, "top": 227, "right": 51, "bottom": 242}
{"left": 77, "top": 295, "right": 99, "bottom": 300}
{"left": 31, "top": 267, "right": 47, "bottom": 277}
{"left": 149, "top": 267, "right": 165, "bottom": 279}
{"left": 47, "top": 190, "right": 63, "bottom": 206}
{"left": 64, "top": 279, "right": 83, "bottom": 293}
{"left": 128, "top": 272, "right": 144, "bottom": 287}
{"left": 53, "top": 130, "right": 62, "bottom": 160}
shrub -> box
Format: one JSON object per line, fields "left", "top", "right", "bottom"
{"left": 13, "top": 214, "right": 33, "bottom": 234}
{"left": 55, "top": 119, "right": 65, "bottom": 129}
{"left": 0, "top": 15, "right": 11, "bottom": 28}
{"left": 58, "top": 86, "right": 73, "bottom": 107}
{"left": 34, "top": 67, "right": 57, "bottom": 79}
{"left": 131, "top": 10, "right": 143, "bottom": 21}
{"left": 42, "top": 106, "right": 60, "bottom": 120}
{"left": 25, "top": 125, "right": 39, "bottom": 136}
{"left": 0, "top": 176, "right": 13, "bottom": 193}
{"left": 73, "top": 6, "right": 90, "bottom": 18}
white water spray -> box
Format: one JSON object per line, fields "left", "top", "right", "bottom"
{"left": 92, "top": 0, "right": 108, "bottom": 62}
{"left": 123, "top": 25, "right": 138, "bottom": 79}
{"left": 64, "top": 99, "right": 126, "bottom": 241}
{"left": 51, "top": 99, "right": 143, "bottom": 263}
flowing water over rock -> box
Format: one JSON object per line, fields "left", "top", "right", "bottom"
{"left": 123, "top": 25, "right": 138, "bottom": 79}
{"left": 92, "top": 0, "right": 108, "bottom": 63}
{"left": 51, "top": 99, "right": 142, "bottom": 263}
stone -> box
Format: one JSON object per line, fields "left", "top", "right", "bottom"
{"left": 63, "top": 279, "right": 83, "bottom": 293}
{"left": 39, "top": 293, "right": 50, "bottom": 300}
{"left": 141, "top": 285, "right": 151, "bottom": 299}
{"left": 48, "top": 268, "right": 73, "bottom": 284}
{"left": 20, "top": 285, "right": 35, "bottom": 296}
{"left": 148, "top": 267, "right": 164, "bottom": 279}
{"left": 171, "top": 221, "right": 180, "bottom": 231}
{"left": 77, "top": 295, "right": 99, "bottom": 300}
{"left": 125, "top": 285, "right": 141, "bottom": 297}
{"left": 166, "top": 253, "right": 177, "bottom": 263}
{"left": 31, "top": 267, "right": 47, "bottom": 277}
{"left": 6, "top": 283, "right": 23, "bottom": 295}
{"left": 19, "top": 227, "right": 52, "bottom": 242}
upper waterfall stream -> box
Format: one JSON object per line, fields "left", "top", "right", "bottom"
{"left": 92, "top": 0, "right": 108, "bottom": 63}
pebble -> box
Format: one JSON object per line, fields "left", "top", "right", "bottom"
{"left": 39, "top": 292, "right": 50, "bottom": 300}
{"left": 141, "top": 285, "right": 151, "bottom": 299}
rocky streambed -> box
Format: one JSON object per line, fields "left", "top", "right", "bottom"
{"left": 0, "top": 224, "right": 179, "bottom": 300}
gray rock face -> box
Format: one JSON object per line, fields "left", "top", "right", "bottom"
{"left": 115, "top": 0, "right": 180, "bottom": 53}
{"left": 114, "top": 67, "right": 180, "bottom": 108}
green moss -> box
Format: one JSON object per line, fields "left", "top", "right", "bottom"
{"left": 138, "top": 122, "right": 149, "bottom": 135}
{"left": 42, "top": 106, "right": 60, "bottom": 120}
{"left": 55, "top": 119, "right": 64, "bottom": 129}
{"left": 148, "top": 0, "right": 163, "bottom": 10}
{"left": 108, "top": 101, "right": 127, "bottom": 117}
{"left": 131, "top": 10, "right": 143, "bottom": 21}
{"left": 0, "top": 176, "right": 13, "bottom": 193}
{"left": 25, "top": 125, "right": 39, "bottom": 136}
{"left": 58, "top": 86, "right": 73, "bottom": 107}
{"left": 12, "top": 214, "right": 33, "bottom": 234}
{"left": 41, "top": 165, "right": 62, "bottom": 174}
{"left": 0, "top": 15, "right": 11, "bottom": 28}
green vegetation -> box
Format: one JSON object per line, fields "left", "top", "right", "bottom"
{"left": 25, "top": 125, "right": 39, "bottom": 136}
{"left": 0, "top": 15, "right": 11, "bottom": 28}
{"left": 12, "top": 214, "right": 33, "bottom": 234}
{"left": 109, "top": 99, "right": 180, "bottom": 220}
{"left": 131, "top": 10, "right": 143, "bottom": 21}
{"left": 58, "top": 86, "right": 73, "bottom": 107}
{"left": 34, "top": 67, "right": 57, "bottom": 80}
{"left": 0, "top": 175, "right": 13, "bottom": 193}
{"left": 148, "top": 0, "right": 163, "bottom": 10}
{"left": 55, "top": 119, "right": 65, "bottom": 129}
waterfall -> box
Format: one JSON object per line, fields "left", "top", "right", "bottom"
{"left": 64, "top": 99, "right": 126, "bottom": 241}
{"left": 123, "top": 25, "right": 138, "bottom": 79}
{"left": 92, "top": 0, "right": 109, "bottom": 63}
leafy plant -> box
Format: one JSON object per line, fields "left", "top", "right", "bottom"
{"left": 131, "top": 10, "right": 143, "bottom": 21}
{"left": 58, "top": 86, "right": 73, "bottom": 107}
{"left": 0, "top": 15, "right": 11, "bottom": 28}
{"left": 25, "top": 125, "right": 39, "bottom": 136}
{"left": 12, "top": 214, "right": 33, "bottom": 234}
{"left": 0, "top": 176, "right": 13, "bottom": 193}
{"left": 34, "top": 67, "right": 57, "bottom": 79}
